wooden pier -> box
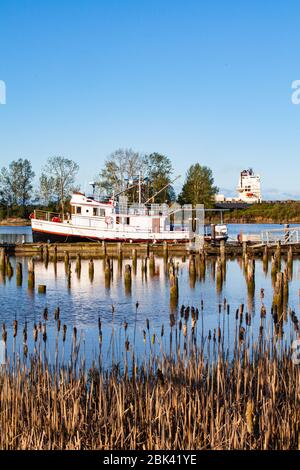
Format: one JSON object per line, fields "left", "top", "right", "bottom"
{"left": 2, "top": 239, "right": 300, "bottom": 258}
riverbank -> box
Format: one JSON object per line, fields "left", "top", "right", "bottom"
{"left": 208, "top": 201, "right": 300, "bottom": 224}
{"left": 0, "top": 218, "right": 31, "bottom": 226}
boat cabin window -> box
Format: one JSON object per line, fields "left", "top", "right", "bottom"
{"left": 76, "top": 206, "right": 82, "bottom": 214}
{"left": 100, "top": 209, "right": 105, "bottom": 217}
{"left": 93, "top": 208, "right": 97, "bottom": 216}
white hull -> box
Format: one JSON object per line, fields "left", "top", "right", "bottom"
{"left": 31, "top": 219, "right": 191, "bottom": 243}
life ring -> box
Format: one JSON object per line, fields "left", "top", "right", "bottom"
{"left": 105, "top": 215, "right": 113, "bottom": 225}
{"left": 29, "top": 212, "right": 35, "bottom": 219}
{"left": 51, "top": 216, "right": 61, "bottom": 223}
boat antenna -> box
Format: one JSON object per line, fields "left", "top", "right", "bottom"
{"left": 144, "top": 175, "right": 181, "bottom": 205}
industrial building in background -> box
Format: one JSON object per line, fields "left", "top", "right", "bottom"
{"left": 215, "top": 168, "right": 262, "bottom": 205}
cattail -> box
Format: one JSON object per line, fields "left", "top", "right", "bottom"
{"left": 239, "top": 326, "right": 245, "bottom": 342}
{"left": 23, "top": 323, "right": 27, "bottom": 343}
{"left": 57, "top": 319, "right": 61, "bottom": 332}
{"left": 43, "top": 308, "right": 48, "bottom": 321}
{"left": 151, "top": 334, "right": 156, "bottom": 345}
{"left": 13, "top": 320, "right": 18, "bottom": 338}
{"left": 146, "top": 319, "right": 150, "bottom": 330}
{"left": 124, "top": 321, "right": 128, "bottom": 332}
{"left": 125, "top": 339, "right": 130, "bottom": 351}
{"left": 63, "top": 324, "right": 67, "bottom": 342}
{"left": 261, "top": 304, "right": 266, "bottom": 318}
{"left": 42, "top": 324, "right": 47, "bottom": 343}
{"left": 73, "top": 327, "right": 77, "bottom": 344}
{"left": 143, "top": 330, "right": 146, "bottom": 344}
{"left": 54, "top": 307, "right": 60, "bottom": 320}
{"left": 161, "top": 324, "right": 164, "bottom": 337}
{"left": 33, "top": 324, "right": 38, "bottom": 342}
{"left": 2, "top": 324, "right": 7, "bottom": 344}
{"left": 246, "top": 400, "right": 254, "bottom": 434}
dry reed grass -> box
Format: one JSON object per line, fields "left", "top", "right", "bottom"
{"left": 0, "top": 302, "right": 299, "bottom": 450}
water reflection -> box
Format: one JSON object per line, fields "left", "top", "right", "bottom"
{"left": 0, "top": 253, "right": 300, "bottom": 365}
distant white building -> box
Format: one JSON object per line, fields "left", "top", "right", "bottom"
{"left": 236, "top": 168, "right": 262, "bottom": 203}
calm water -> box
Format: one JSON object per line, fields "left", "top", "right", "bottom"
{"left": 0, "top": 224, "right": 299, "bottom": 366}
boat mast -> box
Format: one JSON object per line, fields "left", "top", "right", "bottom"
{"left": 138, "top": 172, "right": 142, "bottom": 206}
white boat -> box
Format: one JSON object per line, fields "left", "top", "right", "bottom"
{"left": 31, "top": 192, "right": 194, "bottom": 244}
{"left": 204, "top": 223, "right": 228, "bottom": 243}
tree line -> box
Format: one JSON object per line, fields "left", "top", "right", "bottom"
{"left": 0, "top": 149, "right": 218, "bottom": 219}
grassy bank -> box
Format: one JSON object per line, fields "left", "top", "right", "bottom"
{"left": 207, "top": 202, "right": 300, "bottom": 224}
{"left": 0, "top": 217, "right": 31, "bottom": 226}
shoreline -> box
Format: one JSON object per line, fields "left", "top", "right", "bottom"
{"left": 0, "top": 218, "right": 31, "bottom": 226}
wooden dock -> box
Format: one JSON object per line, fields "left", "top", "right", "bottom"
{"left": 2, "top": 239, "right": 300, "bottom": 258}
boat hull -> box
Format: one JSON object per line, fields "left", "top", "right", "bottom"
{"left": 31, "top": 219, "right": 191, "bottom": 243}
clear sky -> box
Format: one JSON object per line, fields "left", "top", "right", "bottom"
{"left": 0, "top": 0, "right": 300, "bottom": 199}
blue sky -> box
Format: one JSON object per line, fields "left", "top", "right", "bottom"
{"left": 0, "top": 0, "right": 300, "bottom": 199}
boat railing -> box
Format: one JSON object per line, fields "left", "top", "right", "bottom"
{"left": 34, "top": 210, "right": 62, "bottom": 221}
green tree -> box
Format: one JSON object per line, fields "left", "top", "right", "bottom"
{"left": 0, "top": 158, "right": 35, "bottom": 216}
{"left": 39, "top": 157, "right": 79, "bottom": 213}
{"left": 178, "top": 164, "right": 218, "bottom": 207}
{"left": 145, "top": 153, "right": 176, "bottom": 203}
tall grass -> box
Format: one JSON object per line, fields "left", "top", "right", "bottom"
{"left": 0, "top": 303, "right": 299, "bottom": 450}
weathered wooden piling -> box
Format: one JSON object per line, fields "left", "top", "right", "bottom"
{"left": 142, "top": 257, "right": 147, "bottom": 276}
{"left": 216, "top": 257, "right": 223, "bottom": 293}
{"left": 163, "top": 241, "right": 168, "bottom": 260}
{"left": 275, "top": 241, "right": 281, "bottom": 270}
{"left": 220, "top": 240, "right": 226, "bottom": 261}
{"left": 52, "top": 244, "right": 57, "bottom": 264}
{"left": 67, "top": 262, "right": 72, "bottom": 288}
{"left": 16, "top": 262, "right": 23, "bottom": 286}
{"left": 6, "top": 256, "right": 13, "bottom": 278}
{"left": 75, "top": 253, "right": 81, "bottom": 277}
{"left": 43, "top": 244, "right": 49, "bottom": 265}
{"left": 273, "top": 271, "right": 283, "bottom": 313}
{"left": 189, "top": 255, "right": 196, "bottom": 278}
{"left": 104, "top": 257, "right": 111, "bottom": 287}
{"left": 246, "top": 257, "right": 255, "bottom": 283}
{"left": 199, "top": 252, "right": 206, "bottom": 280}
{"left": 246, "top": 257, "right": 255, "bottom": 296}
{"left": 0, "top": 248, "right": 6, "bottom": 273}
{"left": 132, "top": 248, "right": 137, "bottom": 274}
{"left": 271, "top": 255, "right": 277, "bottom": 280}
{"left": 169, "top": 264, "right": 178, "bottom": 306}
{"left": 64, "top": 251, "right": 69, "bottom": 273}
{"left": 38, "top": 284, "right": 46, "bottom": 294}
{"left": 88, "top": 259, "right": 94, "bottom": 281}
{"left": 124, "top": 264, "right": 132, "bottom": 294}
{"left": 149, "top": 252, "right": 155, "bottom": 275}
{"left": 263, "top": 245, "right": 268, "bottom": 274}
{"left": 28, "top": 258, "right": 35, "bottom": 290}
{"left": 102, "top": 241, "right": 107, "bottom": 257}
